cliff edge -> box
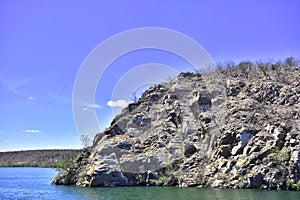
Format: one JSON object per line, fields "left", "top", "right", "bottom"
{"left": 53, "top": 59, "right": 300, "bottom": 190}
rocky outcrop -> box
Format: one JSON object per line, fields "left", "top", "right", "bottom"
{"left": 53, "top": 61, "right": 300, "bottom": 190}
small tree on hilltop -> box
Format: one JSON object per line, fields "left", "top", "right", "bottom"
{"left": 80, "top": 134, "right": 92, "bottom": 149}
{"left": 130, "top": 92, "right": 138, "bottom": 103}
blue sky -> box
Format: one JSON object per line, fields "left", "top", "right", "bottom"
{"left": 0, "top": 0, "right": 299, "bottom": 151}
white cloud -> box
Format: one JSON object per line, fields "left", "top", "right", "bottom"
{"left": 28, "top": 96, "right": 37, "bottom": 101}
{"left": 87, "top": 104, "right": 102, "bottom": 109}
{"left": 26, "top": 129, "right": 41, "bottom": 133}
{"left": 107, "top": 100, "right": 128, "bottom": 108}
{"left": 0, "top": 78, "right": 30, "bottom": 95}
{"left": 82, "top": 103, "right": 102, "bottom": 111}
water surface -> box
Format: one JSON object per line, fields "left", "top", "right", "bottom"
{"left": 0, "top": 168, "right": 299, "bottom": 200}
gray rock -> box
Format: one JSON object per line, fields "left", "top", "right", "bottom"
{"left": 198, "top": 91, "right": 212, "bottom": 109}
{"left": 90, "top": 170, "right": 129, "bottom": 186}
{"left": 218, "top": 145, "right": 232, "bottom": 158}
{"left": 117, "top": 141, "right": 132, "bottom": 150}
{"left": 232, "top": 143, "right": 243, "bottom": 156}
{"left": 52, "top": 67, "right": 300, "bottom": 190}
{"left": 220, "top": 132, "right": 234, "bottom": 145}
{"left": 184, "top": 143, "right": 197, "bottom": 157}
{"left": 211, "top": 180, "right": 224, "bottom": 188}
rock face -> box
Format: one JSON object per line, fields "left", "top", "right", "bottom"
{"left": 53, "top": 63, "right": 300, "bottom": 190}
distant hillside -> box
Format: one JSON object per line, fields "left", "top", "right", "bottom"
{"left": 0, "top": 149, "right": 81, "bottom": 168}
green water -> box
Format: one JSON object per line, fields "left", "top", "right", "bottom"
{"left": 69, "top": 186, "right": 300, "bottom": 200}
{"left": 0, "top": 168, "right": 299, "bottom": 200}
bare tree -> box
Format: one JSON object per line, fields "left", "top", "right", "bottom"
{"left": 130, "top": 92, "right": 138, "bottom": 103}
{"left": 80, "top": 134, "right": 92, "bottom": 149}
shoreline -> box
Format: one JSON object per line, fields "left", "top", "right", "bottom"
{"left": 0, "top": 149, "right": 81, "bottom": 168}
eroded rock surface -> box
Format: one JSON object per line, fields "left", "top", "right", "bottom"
{"left": 53, "top": 64, "right": 300, "bottom": 190}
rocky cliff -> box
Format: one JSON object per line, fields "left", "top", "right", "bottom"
{"left": 53, "top": 59, "right": 300, "bottom": 190}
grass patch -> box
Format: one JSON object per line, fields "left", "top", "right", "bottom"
{"left": 269, "top": 147, "right": 290, "bottom": 163}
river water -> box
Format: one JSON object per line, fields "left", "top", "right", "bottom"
{"left": 0, "top": 167, "right": 299, "bottom": 200}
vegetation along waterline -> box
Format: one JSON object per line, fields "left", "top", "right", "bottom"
{"left": 0, "top": 149, "right": 80, "bottom": 168}
{"left": 54, "top": 58, "right": 298, "bottom": 190}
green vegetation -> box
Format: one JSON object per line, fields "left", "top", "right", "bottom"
{"left": 269, "top": 147, "right": 290, "bottom": 163}
{"left": 150, "top": 176, "right": 172, "bottom": 186}
{"left": 0, "top": 150, "right": 80, "bottom": 168}
{"left": 135, "top": 172, "right": 173, "bottom": 186}
{"left": 287, "top": 179, "right": 300, "bottom": 190}
{"left": 1, "top": 162, "right": 39, "bottom": 168}
{"left": 149, "top": 161, "right": 181, "bottom": 186}
{"left": 135, "top": 173, "right": 148, "bottom": 185}
{"left": 52, "top": 154, "right": 77, "bottom": 169}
